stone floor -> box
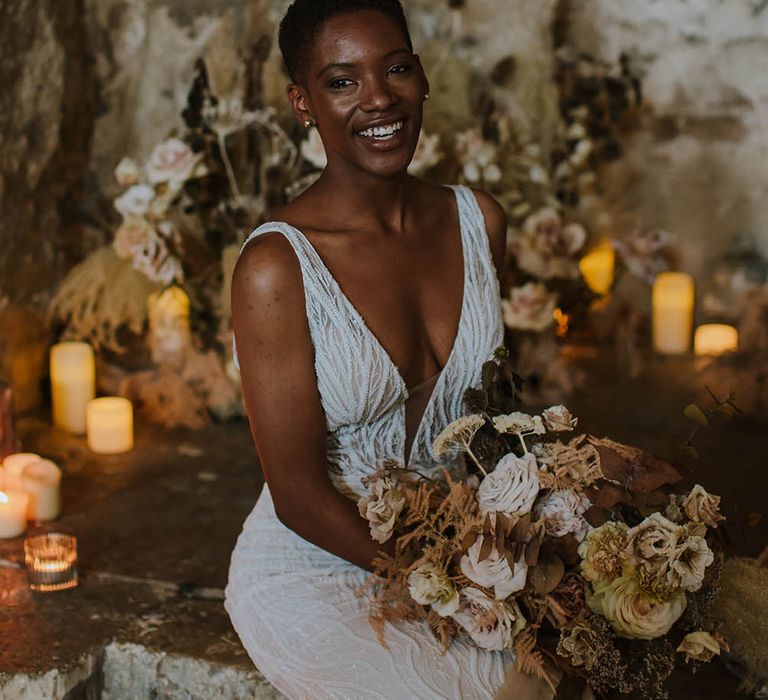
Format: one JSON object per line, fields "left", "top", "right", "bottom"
{"left": 0, "top": 348, "right": 765, "bottom": 699}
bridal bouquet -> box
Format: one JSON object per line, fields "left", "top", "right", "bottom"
{"left": 358, "top": 348, "right": 728, "bottom": 699}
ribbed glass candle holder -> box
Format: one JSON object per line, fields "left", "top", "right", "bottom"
{"left": 24, "top": 533, "right": 78, "bottom": 592}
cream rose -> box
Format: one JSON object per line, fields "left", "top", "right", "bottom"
{"left": 667, "top": 535, "right": 714, "bottom": 592}
{"left": 460, "top": 516, "right": 528, "bottom": 600}
{"left": 626, "top": 513, "right": 681, "bottom": 571}
{"left": 451, "top": 587, "right": 526, "bottom": 651}
{"left": 588, "top": 575, "right": 687, "bottom": 640}
{"left": 677, "top": 631, "right": 725, "bottom": 663}
{"left": 557, "top": 623, "right": 599, "bottom": 669}
{"left": 501, "top": 282, "right": 557, "bottom": 332}
{"left": 534, "top": 489, "right": 591, "bottom": 541}
{"left": 478, "top": 453, "right": 540, "bottom": 517}
{"left": 113, "top": 217, "right": 156, "bottom": 259}
{"left": 146, "top": 138, "right": 203, "bottom": 190}
{"left": 114, "top": 157, "right": 139, "bottom": 186}
{"left": 357, "top": 476, "right": 405, "bottom": 544}
{"left": 578, "top": 521, "right": 630, "bottom": 585}
{"left": 682, "top": 485, "right": 725, "bottom": 528}
{"left": 407, "top": 563, "right": 460, "bottom": 617}
{"left": 541, "top": 405, "right": 578, "bottom": 432}
{"left": 114, "top": 184, "right": 155, "bottom": 219}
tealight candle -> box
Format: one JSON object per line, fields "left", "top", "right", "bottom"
{"left": 21, "top": 459, "right": 62, "bottom": 521}
{"left": 0, "top": 490, "right": 29, "bottom": 538}
{"left": 24, "top": 532, "right": 78, "bottom": 591}
{"left": 87, "top": 397, "right": 133, "bottom": 454}
{"left": 579, "top": 243, "right": 615, "bottom": 295}
{"left": 50, "top": 342, "right": 95, "bottom": 434}
{"left": 3, "top": 453, "right": 41, "bottom": 491}
{"left": 694, "top": 324, "right": 739, "bottom": 356}
{"left": 652, "top": 272, "right": 694, "bottom": 355}
{"left": 148, "top": 286, "right": 191, "bottom": 366}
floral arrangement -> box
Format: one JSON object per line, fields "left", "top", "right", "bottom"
{"left": 357, "top": 348, "right": 728, "bottom": 699}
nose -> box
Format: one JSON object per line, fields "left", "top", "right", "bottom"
{"left": 359, "top": 74, "right": 397, "bottom": 112}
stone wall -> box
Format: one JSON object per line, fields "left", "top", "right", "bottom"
{"left": 2, "top": 0, "right": 765, "bottom": 307}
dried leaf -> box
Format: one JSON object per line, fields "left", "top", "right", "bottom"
{"left": 483, "top": 512, "right": 492, "bottom": 536}
{"left": 525, "top": 536, "right": 541, "bottom": 566}
{"left": 479, "top": 534, "right": 494, "bottom": 563}
{"left": 627, "top": 454, "right": 683, "bottom": 493}
{"left": 462, "top": 530, "right": 478, "bottom": 550}
{"left": 505, "top": 542, "right": 519, "bottom": 565}
{"left": 679, "top": 444, "right": 700, "bottom": 460}
{"left": 746, "top": 512, "right": 763, "bottom": 527}
{"left": 495, "top": 522, "right": 506, "bottom": 554}
{"left": 591, "top": 444, "right": 630, "bottom": 483}
{"left": 529, "top": 554, "right": 565, "bottom": 594}
{"left": 584, "top": 506, "right": 610, "bottom": 527}
{"left": 586, "top": 482, "right": 628, "bottom": 508}
{"left": 684, "top": 403, "right": 709, "bottom": 427}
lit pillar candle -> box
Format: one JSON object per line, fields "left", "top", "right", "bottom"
{"left": 0, "top": 490, "right": 29, "bottom": 538}
{"left": 652, "top": 272, "right": 694, "bottom": 355}
{"left": 579, "top": 243, "right": 615, "bottom": 295}
{"left": 21, "top": 459, "right": 62, "bottom": 521}
{"left": 87, "top": 397, "right": 133, "bottom": 454}
{"left": 50, "top": 342, "right": 95, "bottom": 434}
{"left": 148, "top": 286, "right": 191, "bottom": 367}
{"left": 3, "top": 453, "right": 41, "bottom": 491}
{"left": 694, "top": 324, "right": 738, "bottom": 356}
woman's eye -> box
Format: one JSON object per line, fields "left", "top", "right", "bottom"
{"left": 329, "top": 78, "right": 354, "bottom": 90}
{"left": 388, "top": 63, "right": 412, "bottom": 75}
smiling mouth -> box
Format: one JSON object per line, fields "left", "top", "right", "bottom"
{"left": 356, "top": 120, "right": 405, "bottom": 141}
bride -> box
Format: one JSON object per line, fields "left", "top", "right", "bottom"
{"left": 225, "top": 1, "right": 546, "bottom": 697}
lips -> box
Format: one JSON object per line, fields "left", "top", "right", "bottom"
{"left": 354, "top": 117, "right": 409, "bottom": 151}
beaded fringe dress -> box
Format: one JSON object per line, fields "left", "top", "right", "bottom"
{"left": 225, "top": 185, "right": 513, "bottom": 699}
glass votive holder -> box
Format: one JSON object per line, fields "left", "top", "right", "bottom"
{"left": 24, "top": 533, "right": 78, "bottom": 592}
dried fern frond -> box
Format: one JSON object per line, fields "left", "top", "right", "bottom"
{"left": 49, "top": 246, "right": 158, "bottom": 352}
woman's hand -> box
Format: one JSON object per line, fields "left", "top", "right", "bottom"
{"left": 232, "top": 231, "right": 394, "bottom": 571}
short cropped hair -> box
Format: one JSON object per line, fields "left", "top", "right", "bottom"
{"left": 278, "top": 0, "right": 414, "bottom": 84}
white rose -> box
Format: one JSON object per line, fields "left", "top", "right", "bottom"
{"left": 114, "top": 184, "right": 155, "bottom": 219}
{"left": 300, "top": 127, "right": 327, "bottom": 169}
{"left": 541, "top": 405, "right": 577, "bottom": 432}
{"left": 114, "top": 157, "right": 139, "bottom": 186}
{"left": 451, "top": 587, "right": 526, "bottom": 651}
{"left": 534, "top": 489, "right": 591, "bottom": 541}
{"left": 113, "top": 217, "right": 156, "bottom": 259}
{"left": 478, "top": 453, "right": 540, "bottom": 517}
{"left": 588, "top": 575, "right": 687, "bottom": 640}
{"left": 667, "top": 535, "right": 714, "bottom": 592}
{"left": 146, "top": 138, "right": 203, "bottom": 191}
{"left": 460, "top": 515, "right": 528, "bottom": 600}
{"left": 357, "top": 476, "right": 405, "bottom": 544}
{"left": 407, "top": 563, "right": 460, "bottom": 617}
{"left": 501, "top": 283, "right": 557, "bottom": 332}
{"left": 626, "top": 512, "right": 681, "bottom": 573}
{"left": 677, "top": 631, "right": 725, "bottom": 663}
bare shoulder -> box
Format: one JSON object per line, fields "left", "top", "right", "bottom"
{"left": 469, "top": 187, "right": 507, "bottom": 280}
{"left": 232, "top": 231, "right": 302, "bottom": 304}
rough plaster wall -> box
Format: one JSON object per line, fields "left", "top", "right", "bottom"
{"left": 566, "top": 0, "right": 768, "bottom": 279}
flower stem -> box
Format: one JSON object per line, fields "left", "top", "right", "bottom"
{"left": 217, "top": 133, "right": 241, "bottom": 200}
{"left": 516, "top": 432, "right": 528, "bottom": 455}
{"left": 465, "top": 447, "right": 488, "bottom": 476}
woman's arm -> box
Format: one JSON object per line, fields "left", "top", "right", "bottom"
{"left": 232, "top": 232, "right": 394, "bottom": 572}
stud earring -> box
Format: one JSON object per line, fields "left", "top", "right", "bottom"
{"left": 303, "top": 119, "right": 315, "bottom": 128}
{"left": 424, "top": 93, "right": 430, "bottom": 101}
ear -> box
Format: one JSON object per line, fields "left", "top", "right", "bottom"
{"left": 286, "top": 83, "right": 315, "bottom": 126}
{"left": 413, "top": 54, "right": 430, "bottom": 99}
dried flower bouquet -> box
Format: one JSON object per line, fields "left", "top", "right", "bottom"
{"left": 357, "top": 348, "right": 728, "bottom": 699}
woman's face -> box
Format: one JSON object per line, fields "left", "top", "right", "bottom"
{"left": 289, "top": 9, "right": 428, "bottom": 179}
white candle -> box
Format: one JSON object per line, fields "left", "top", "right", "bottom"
{"left": 579, "top": 243, "right": 615, "bottom": 295}
{"left": 0, "top": 490, "right": 29, "bottom": 538}
{"left": 50, "top": 342, "right": 95, "bottom": 434}
{"left": 3, "top": 453, "right": 41, "bottom": 492}
{"left": 148, "top": 287, "right": 191, "bottom": 366}
{"left": 87, "top": 397, "right": 133, "bottom": 454}
{"left": 694, "top": 324, "right": 738, "bottom": 356}
{"left": 652, "top": 272, "right": 694, "bottom": 355}
{"left": 21, "top": 459, "right": 61, "bottom": 521}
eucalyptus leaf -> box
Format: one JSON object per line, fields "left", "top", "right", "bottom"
{"left": 684, "top": 403, "right": 709, "bottom": 427}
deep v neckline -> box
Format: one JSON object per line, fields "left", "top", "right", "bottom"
{"left": 276, "top": 185, "right": 469, "bottom": 467}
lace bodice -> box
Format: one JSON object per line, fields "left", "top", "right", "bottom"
{"left": 237, "top": 185, "right": 504, "bottom": 498}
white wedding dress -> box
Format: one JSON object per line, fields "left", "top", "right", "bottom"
{"left": 225, "top": 185, "right": 514, "bottom": 699}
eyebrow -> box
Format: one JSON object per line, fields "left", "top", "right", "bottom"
{"left": 316, "top": 48, "right": 412, "bottom": 79}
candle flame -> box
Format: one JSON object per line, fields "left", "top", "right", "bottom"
{"left": 0, "top": 492, "right": 7, "bottom": 504}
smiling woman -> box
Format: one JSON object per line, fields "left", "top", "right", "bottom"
{"left": 223, "top": 1, "right": 524, "bottom": 698}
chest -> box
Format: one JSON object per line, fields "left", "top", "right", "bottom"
{"left": 306, "top": 224, "right": 465, "bottom": 386}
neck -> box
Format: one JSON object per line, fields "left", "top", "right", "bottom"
{"left": 316, "top": 161, "right": 414, "bottom": 234}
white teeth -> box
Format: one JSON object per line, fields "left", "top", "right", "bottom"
{"left": 358, "top": 120, "right": 403, "bottom": 138}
